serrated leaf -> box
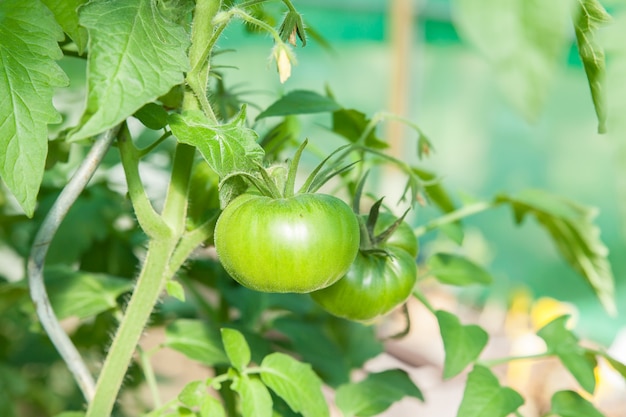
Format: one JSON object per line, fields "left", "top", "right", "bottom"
{"left": 256, "top": 90, "right": 341, "bottom": 120}
{"left": 428, "top": 254, "right": 493, "bottom": 286}
{"left": 332, "top": 109, "right": 388, "bottom": 149}
{"left": 169, "top": 108, "right": 264, "bottom": 179}
{"left": 41, "top": 0, "right": 89, "bottom": 53}
{"left": 44, "top": 267, "right": 133, "bottom": 320}
{"left": 574, "top": 0, "right": 611, "bottom": 134}
{"left": 436, "top": 310, "right": 489, "bottom": 379}
{"left": 260, "top": 352, "right": 329, "bottom": 417}
{"left": 335, "top": 369, "right": 423, "bottom": 417}
{"left": 550, "top": 390, "right": 605, "bottom": 417}
{"left": 456, "top": 365, "right": 524, "bottom": 417}
{"left": 0, "top": 0, "right": 69, "bottom": 216}
{"left": 69, "top": 0, "right": 189, "bottom": 141}
{"left": 537, "top": 315, "right": 597, "bottom": 393}
{"left": 496, "top": 189, "right": 616, "bottom": 315}
{"left": 452, "top": 0, "right": 572, "bottom": 121}
{"left": 221, "top": 328, "right": 251, "bottom": 371}
{"left": 232, "top": 375, "right": 273, "bottom": 417}
{"left": 165, "top": 319, "right": 229, "bottom": 366}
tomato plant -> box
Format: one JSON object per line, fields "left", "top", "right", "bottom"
{"left": 0, "top": 1, "right": 624, "bottom": 417}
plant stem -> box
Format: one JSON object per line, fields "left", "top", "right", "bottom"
{"left": 86, "top": 238, "right": 177, "bottom": 417}
{"left": 413, "top": 201, "right": 494, "bottom": 237}
{"left": 412, "top": 288, "right": 437, "bottom": 315}
{"left": 138, "top": 346, "right": 161, "bottom": 408}
{"left": 479, "top": 352, "right": 551, "bottom": 368}
{"left": 28, "top": 125, "right": 120, "bottom": 402}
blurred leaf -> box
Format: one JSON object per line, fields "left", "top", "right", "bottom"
{"left": 456, "top": 365, "right": 524, "bottom": 417}
{"left": 221, "top": 328, "right": 251, "bottom": 371}
{"left": 550, "top": 390, "right": 605, "bottom": 417}
{"left": 232, "top": 375, "right": 272, "bottom": 417}
{"left": 497, "top": 189, "right": 616, "bottom": 315}
{"left": 134, "top": 102, "right": 169, "bottom": 130}
{"left": 165, "top": 319, "right": 229, "bottom": 366}
{"left": 41, "top": 0, "right": 89, "bottom": 53}
{"left": 260, "top": 352, "right": 329, "bottom": 417}
{"left": 573, "top": 0, "right": 611, "bottom": 134}
{"left": 273, "top": 317, "right": 350, "bottom": 387}
{"left": 0, "top": 0, "right": 69, "bottom": 216}
{"left": 325, "top": 317, "right": 383, "bottom": 370}
{"left": 69, "top": 0, "right": 189, "bottom": 141}
{"left": 428, "top": 253, "right": 493, "bottom": 286}
{"left": 452, "top": 0, "right": 572, "bottom": 121}
{"left": 436, "top": 310, "right": 489, "bottom": 379}
{"left": 256, "top": 90, "right": 341, "bottom": 120}
{"left": 592, "top": 350, "right": 626, "bottom": 379}
{"left": 52, "top": 413, "right": 86, "bottom": 417}
{"left": 45, "top": 267, "right": 132, "bottom": 320}
{"left": 537, "top": 315, "right": 597, "bottom": 393}
{"left": 332, "top": 109, "right": 388, "bottom": 149}
{"left": 199, "top": 395, "right": 226, "bottom": 417}
{"left": 335, "top": 370, "right": 423, "bottom": 417}
{"left": 259, "top": 116, "right": 301, "bottom": 159}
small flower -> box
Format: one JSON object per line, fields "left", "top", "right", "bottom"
{"left": 271, "top": 43, "right": 296, "bottom": 84}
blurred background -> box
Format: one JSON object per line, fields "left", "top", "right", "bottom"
{"left": 208, "top": 0, "right": 625, "bottom": 346}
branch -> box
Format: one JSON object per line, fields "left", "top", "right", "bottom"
{"left": 27, "top": 124, "right": 121, "bottom": 402}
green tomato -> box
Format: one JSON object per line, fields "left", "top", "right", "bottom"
{"left": 215, "top": 193, "right": 360, "bottom": 293}
{"left": 371, "top": 212, "right": 418, "bottom": 258}
{"left": 311, "top": 246, "right": 417, "bottom": 321}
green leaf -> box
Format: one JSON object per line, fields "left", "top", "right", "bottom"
{"left": 169, "top": 108, "right": 264, "bottom": 179}
{"left": 69, "top": 0, "right": 189, "bottom": 141}
{"left": 199, "top": 395, "right": 226, "bottom": 417}
{"left": 537, "top": 316, "right": 597, "bottom": 394}
{"left": 164, "top": 319, "right": 229, "bottom": 366}
{"left": 332, "top": 109, "right": 388, "bottom": 149}
{"left": 456, "top": 365, "right": 524, "bottom": 417}
{"left": 134, "top": 102, "right": 169, "bottom": 130}
{"left": 260, "top": 352, "right": 329, "bottom": 417}
{"left": 256, "top": 90, "right": 341, "bottom": 119}
{"left": 550, "top": 390, "right": 605, "bottom": 417}
{"left": 428, "top": 254, "right": 493, "bottom": 286}
{"left": 496, "top": 189, "right": 616, "bottom": 315}
{"left": 452, "top": 0, "right": 572, "bottom": 121}
{"left": 232, "top": 375, "right": 273, "bottom": 417}
{"left": 166, "top": 280, "right": 186, "bottom": 302}
{"left": 0, "top": 0, "right": 69, "bottom": 216}
{"left": 593, "top": 350, "right": 626, "bottom": 379}
{"left": 573, "top": 0, "right": 611, "bottom": 134}
{"left": 436, "top": 310, "right": 489, "bottom": 379}
{"left": 52, "top": 413, "right": 86, "bottom": 417}
{"left": 335, "top": 369, "right": 423, "bottom": 417}
{"left": 178, "top": 380, "right": 207, "bottom": 407}
{"left": 221, "top": 328, "right": 251, "bottom": 371}
{"left": 41, "top": 0, "right": 89, "bottom": 53}
{"left": 45, "top": 267, "right": 133, "bottom": 320}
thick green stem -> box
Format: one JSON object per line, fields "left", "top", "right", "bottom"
{"left": 86, "top": 239, "right": 176, "bottom": 416}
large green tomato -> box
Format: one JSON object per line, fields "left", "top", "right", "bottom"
{"left": 215, "top": 193, "right": 360, "bottom": 293}
{"left": 311, "top": 246, "right": 417, "bottom": 321}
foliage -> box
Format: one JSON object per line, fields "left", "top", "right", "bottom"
{"left": 0, "top": 1, "right": 624, "bottom": 417}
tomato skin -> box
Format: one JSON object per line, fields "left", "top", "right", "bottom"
{"left": 311, "top": 247, "right": 417, "bottom": 321}
{"left": 215, "top": 193, "right": 360, "bottom": 293}
{"left": 371, "top": 213, "right": 418, "bottom": 258}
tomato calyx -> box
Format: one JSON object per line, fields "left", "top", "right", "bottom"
{"left": 229, "top": 139, "right": 357, "bottom": 202}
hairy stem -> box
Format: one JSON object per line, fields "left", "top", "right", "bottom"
{"left": 27, "top": 125, "right": 120, "bottom": 402}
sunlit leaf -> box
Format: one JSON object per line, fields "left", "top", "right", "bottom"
{"left": 0, "top": 0, "right": 69, "bottom": 216}
{"left": 69, "top": 0, "right": 189, "bottom": 141}
{"left": 221, "top": 328, "right": 251, "bottom": 371}
{"left": 260, "top": 352, "right": 329, "bottom": 417}
{"left": 41, "top": 0, "right": 88, "bottom": 53}
{"left": 436, "top": 310, "right": 489, "bottom": 378}
{"left": 550, "top": 390, "right": 605, "bottom": 417}
{"left": 456, "top": 365, "right": 524, "bottom": 417}
{"left": 232, "top": 375, "right": 273, "bottom": 417}
{"left": 537, "top": 315, "right": 597, "bottom": 393}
